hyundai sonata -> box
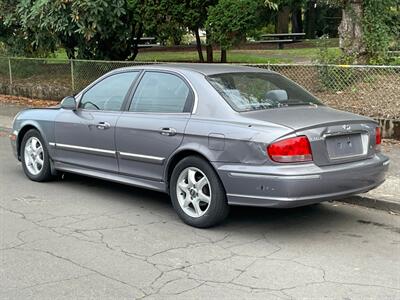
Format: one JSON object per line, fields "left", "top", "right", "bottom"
{"left": 10, "top": 64, "right": 389, "bottom": 227}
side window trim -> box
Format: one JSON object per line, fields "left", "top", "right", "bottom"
{"left": 77, "top": 70, "right": 143, "bottom": 112}
{"left": 121, "top": 70, "right": 146, "bottom": 111}
{"left": 125, "top": 70, "right": 195, "bottom": 114}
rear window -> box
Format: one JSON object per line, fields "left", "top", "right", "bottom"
{"left": 207, "top": 72, "right": 322, "bottom": 112}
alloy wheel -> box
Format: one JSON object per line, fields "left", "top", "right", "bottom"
{"left": 176, "top": 167, "right": 212, "bottom": 218}
{"left": 24, "top": 137, "right": 44, "bottom": 175}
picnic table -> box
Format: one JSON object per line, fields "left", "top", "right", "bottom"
{"left": 133, "top": 37, "right": 159, "bottom": 48}
{"left": 259, "top": 33, "right": 306, "bottom": 49}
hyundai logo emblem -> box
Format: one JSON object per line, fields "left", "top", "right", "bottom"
{"left": 342, "top": 124, "right": 351, "bottom": 131}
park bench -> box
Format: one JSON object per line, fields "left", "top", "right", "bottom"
{"left": 259, "top": 33, "right": 306, "bottom": 49}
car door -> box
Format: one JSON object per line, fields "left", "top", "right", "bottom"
{"left": 53, "top": 71, "right": 141, "bottom": 172}
{"left": 116, "top": 70, "right": 194, "bottom": 181}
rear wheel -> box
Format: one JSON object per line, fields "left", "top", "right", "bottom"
{"left": 21, "top": 129, "right": 53, "bottom": 182}
{"left": 170, "top": 156, "right": 229, "bottom": 228}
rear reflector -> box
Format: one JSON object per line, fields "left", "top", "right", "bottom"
{"left": 267, "top": 136, "right": 313, "bottom": 163}
{"left": 375, "top": 127, "right": 381, "bottom": 151}
{"left": 375, "top": 127, "right": 381, "bottom": 145}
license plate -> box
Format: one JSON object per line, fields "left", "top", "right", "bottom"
{"left": 326, "top": 134, "right": 364, "bottom": 159}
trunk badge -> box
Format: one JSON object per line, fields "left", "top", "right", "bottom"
{"left": 342, "top": 124, "right": 351, "bottom": 131}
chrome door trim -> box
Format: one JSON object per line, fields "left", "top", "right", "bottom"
{"left": 49, "top": 142, "right": 166, "bottom": 163}
{"left": 50, "top": 142, "right": 116, "bottom": 157}
{"left": 118, "top": 151, "right": 165, "bottom": 164}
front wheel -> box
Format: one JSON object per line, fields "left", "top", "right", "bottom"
{"left": 170, "top": 156, "right": 229, "bottom": 228}
{"left": 21, "top": 129, "right": 53, "bottom": 182}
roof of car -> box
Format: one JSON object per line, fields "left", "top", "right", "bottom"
{"left": 135, "top": 63, "right": 273, "bottom": 76}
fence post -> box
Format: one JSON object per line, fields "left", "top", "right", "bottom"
{"left": 8, "top": 57, "right": 13, "bottom": 85}
{"left": 70, "top": 59, "right": 75, "bottom": 92}
{"left": 8, "top": 57, "right": 13, "bottom": 95}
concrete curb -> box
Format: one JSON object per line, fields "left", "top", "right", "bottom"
{"left": 339, "top": 196, "right": 400, "bottom": 214}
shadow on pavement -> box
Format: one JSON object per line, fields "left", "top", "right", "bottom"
{"left": 60, "top": 172, "right": 358, "bottom": 233}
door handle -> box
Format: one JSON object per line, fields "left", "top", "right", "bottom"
{"left": 96, "top": 121, "right": 111, "bottom": 130}
{"left": 160, "top": 127, "right": 177, "bottom": 136}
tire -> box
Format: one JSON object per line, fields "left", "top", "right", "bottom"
{"left": 20, "top": 129, "right": 53, "bottom": 182}
{"left": 170, "top": 156, "right": 229, "bottom": 228}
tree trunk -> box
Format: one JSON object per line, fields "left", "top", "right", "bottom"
{"left": 291, "top": 7, "right": 303, "bottom": 33}
{"left": 276, "top": 6, "right": 290, "bottom": 33}
{"left": 131, "top": 23, "right": 143, "bottom": 61}
{"left": 65, "top": 47, "right": 76, "bottom": 60}
{"left": 194, "top": 28, "right": 204, "bottom": 63}
{"left": 206, "top": 30, "right": 213, "bottom": 63}
{"left": 220, "top": 48, "right": 227, "bottom": 63}
{"left": 338, "top": 0, "right": 366, "bottom": 60}
{"left": 206, "top": 45, "right": 213, "bottom": 63}
{"left": 62, "top": 36, "right": 77, "bottom": 59}
{"left": 305, "top": 0, "right": 316, "bottom": 39}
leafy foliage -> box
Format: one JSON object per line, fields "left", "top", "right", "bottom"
{"left": 1, "top": 0, "right": 398, "bottom": 64}
{"left": 1, "top": 0, "right": 162, "bottom": 59}
{"left": 362, "top": 0, "right": 399, "bottom": 64}
{"left": 206, "top": 0, "right": 276, "bottom": 50}
{"left": 0, "top": 0, "right": 221, "bottom": 61}
{"left": 318, "top": 0, "right": 400, "bottom": 64}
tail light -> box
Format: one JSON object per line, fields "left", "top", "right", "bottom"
{"left": 267, "top": 136, "right": 313, "bottom": 163}
{"left": 375, "top": 127, "right": 381, "bottom": 151}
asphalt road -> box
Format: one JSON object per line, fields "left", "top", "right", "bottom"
{"left": 1, "top": 134, "right": 399, "bottom": 299}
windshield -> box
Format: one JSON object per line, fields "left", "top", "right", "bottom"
{"left": 207, "top": 72, "right": 322, "bottom": 112}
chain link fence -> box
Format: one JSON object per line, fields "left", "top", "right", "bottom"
{"left": 0, "top": 57, "right": 154, "bottom": 100}
{"left": 0, "top": 57, "right": 399, "bottom": 119}
{"left": 250, "top": 64, "right": 400, "bottom": 120}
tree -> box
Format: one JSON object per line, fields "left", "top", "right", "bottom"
{"left": 1, "top": 0, "right": 151, "bottom": 60}
{"left": 1, "top": 0, "right": 58, "bottom": 57}
{"left": 273, "top": 0, "right": 308, "bottom": 34}
{"left": 319, "top": 0, "right": 399, "bottom": 63}
{"left": 207, "top": 0, "right": 277, "bottom": 63}
{"left": 338, "top": 0, "right": 366, "bottom": 59}
{"left": 276, "top": 6, "right": 290, "bottom": 33}
{"left": 166, "top": 0, "right": 218, "bottom": 63}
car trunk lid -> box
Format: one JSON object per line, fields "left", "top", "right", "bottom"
{"left": 243, "top": 106, "right": 378, "bottom": 166}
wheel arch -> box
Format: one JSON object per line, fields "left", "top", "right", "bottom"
{"left": 164, "top": 148, "right": 217, "bottom": 192}
{"left": 17, "top": 122, "right": 47, "bottom": 159}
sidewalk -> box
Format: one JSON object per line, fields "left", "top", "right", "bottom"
{"left": 0, "top": 103, "right": 21, "bottom": 129}
{"left": 1, "top": 102, "right": 399, "bottom": 213}
{"left": 343, "top": 142, "right": 400, "bottom": 213}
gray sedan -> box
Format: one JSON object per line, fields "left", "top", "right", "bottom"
{"left": 10, "top": 64, "right": 389, "bottom": 227}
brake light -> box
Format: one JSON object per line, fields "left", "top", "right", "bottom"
{"left": 267, "top": 136, "right": 313, "bottom": 163}
{"left": 375, "top": 127, "right": 381, "bottom": 151}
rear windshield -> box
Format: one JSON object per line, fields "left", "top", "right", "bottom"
{"left": 207, "top": 72, "right": 322, "bottom": 112}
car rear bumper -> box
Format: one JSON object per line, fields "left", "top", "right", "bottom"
{"left": 214, "top": 154, "right": 389, "bottom": 208}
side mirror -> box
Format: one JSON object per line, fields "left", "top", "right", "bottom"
{"left": 60, "top": 96, "right": 77, "bottom": 110}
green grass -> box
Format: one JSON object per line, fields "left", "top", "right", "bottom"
{"left": 135, "top": 50, "right": 294, "bottom": 63}
{"left": 136, "top": 48, "right": 340, "bottom": 63}
{"left": 52, "top": 49, "right": 68, "bottom": 60}
{"left": 51, "top": 47, "right": 341, "bottom": 64}
{"left": 271, "top": 47, "right": 340, "bottom": 57}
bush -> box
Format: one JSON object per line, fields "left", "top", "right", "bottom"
{"left": 317, "top": 65, "right": 358, "bottom": 92}
{"left": 315, "top": 35, "right": 358, "bottom": 91}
